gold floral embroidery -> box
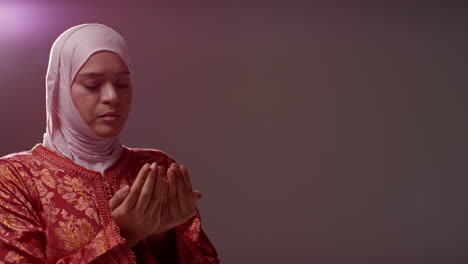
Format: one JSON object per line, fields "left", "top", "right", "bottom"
{"left": 36, "top": 180, "right": 60, "bottom": 224}
{"left": 0, "top": 166, "right": 19, "bottom": 186}
{"left": 187, "top": 217, "right": 201, "bottom": 242}
{"left": 40, "top": 168, "right": 56, "bottom": 189}
{"left": 56, "top": 175, "right": 99, "bottom": 224}
{"left": 54, "top": 210, "right": 96, "bottom": 254}
{"left": 0, "top": 145, "right": 220, "bottom": 263}
{"left": 4, "top": 251, "right": 23, "bottom": 263}
{"left": 0, "top": 213, "right": 27, "bottom": 231}
{"left": 92, "top": 229, "right": 109, "bottom": 254}
{"left": 0, "top": 190, "right": 8, "bottom": 200}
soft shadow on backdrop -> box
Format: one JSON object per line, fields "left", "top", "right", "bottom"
{"left": 1, "top": 1, "right": 467, "bottom": 263}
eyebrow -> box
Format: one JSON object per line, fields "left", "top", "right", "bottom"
{"left": 77, "top": 71, "right": 131, "bottom": 78}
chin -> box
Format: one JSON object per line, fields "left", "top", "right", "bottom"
{"left": 92, "top": 126, "right": 122, "bottom": 138}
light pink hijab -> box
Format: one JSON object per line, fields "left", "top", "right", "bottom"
{"left": 43, "top": 23, "right": 131, "bottom": 174}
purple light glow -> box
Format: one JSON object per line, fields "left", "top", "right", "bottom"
{"left": 0, "top": 2, "right": 51, "bottom": 44}
{"left": 0, "top": 3, "right": 30, "bottom": 39}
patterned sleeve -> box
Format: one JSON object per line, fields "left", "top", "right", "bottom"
{"left": 0, "top": 161, "right": 135, "bottom": 264}
{"left": 137, "top": 150, "right": 221, "bottom": 264}
{"left": 174, "top": 207, "right": 220, "bottom": 264}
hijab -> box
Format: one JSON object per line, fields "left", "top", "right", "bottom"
{"left": 43, "top": 23, "right": 131, "bottom": 174}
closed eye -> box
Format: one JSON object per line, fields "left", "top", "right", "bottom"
{"left": 115, "top": 84, "right": 129, "bottom": 89}
{"left": 83, "top": 84, "right": 99, "bottom": 90}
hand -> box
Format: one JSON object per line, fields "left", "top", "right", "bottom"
{"left": 151, "top": 163, "right": 201, "bottom": 237}
{"left": 109, "top": 162, "right": 167, "bottom": 248}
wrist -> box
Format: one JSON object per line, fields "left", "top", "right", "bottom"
{"left": 149, "top": 229, "right": 173, "bottom": 242}
{"left": 126, "top": 238, "right": 140, "bottom": 248}
{"left": 147, "top": 228, "right": 178, "bottom": 262}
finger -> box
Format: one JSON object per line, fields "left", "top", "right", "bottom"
{"left": 148, "top": 165, "right": 165, "bottom": 208}
{"left": 179, "top": 165, "right": 194, "bottom": 194}
{"left": 168, "top": 163, "right": 179, "bottom": 220}
{"left": 121, "top": 163, "right": 151, "bottom": 210}
{"left": 174, "top": 165, "right": 188, "bottom": 214}
{"left": 180, "top": 165, "right": 196, "bottom": 213}
{"left": 109, "top": 185, "right": 129, "bottom": 211}
{"left": 157, "top": 167, "right": 170, "bottom": 221}
{"left": 178, "top": 165, "right": 194, "bottom": 213}
{"left": 153, "top": 182, "right": 166, "bottom": 227}
{"left": 154, "top": 168, "right": 169, "bottom": 220}
{"left": 149, "top": 165, "right": 165, "bottom": 217}
{"left": 180, "top": 166, "right": 196, "bottom": 209}
{"left": 136, "top": 162, "right": 158, "bottom": 213}
{"left": 193, "top": 190, "right": 202, "bottom": 202}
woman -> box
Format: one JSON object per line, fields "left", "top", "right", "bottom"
{"left": 0, "top": 23, "right": 220, "bottom": 264}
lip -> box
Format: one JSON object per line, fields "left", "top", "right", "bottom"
{"left": 98, "top": 112, "right": 121, "bottom": 120}
{"left": 99, "top": 116, "right": 120, "bottom": 121}
{"left": 99, "top": 111, "right": 120, "bottom": 117}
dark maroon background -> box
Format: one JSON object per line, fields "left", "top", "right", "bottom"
{"left": 1, "top": 1, "right": 467, "bottom": 263}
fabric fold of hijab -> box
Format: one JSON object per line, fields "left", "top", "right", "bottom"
{"left": 43, "top": 23, "right": 131, "bottom": 174}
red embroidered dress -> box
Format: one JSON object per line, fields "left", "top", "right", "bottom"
{"left": 0, "top": 144, "right": 220, "bottom": 264}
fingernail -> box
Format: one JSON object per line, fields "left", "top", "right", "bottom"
{"left": 121, "top": 185, "right": 129, "bottom": 192}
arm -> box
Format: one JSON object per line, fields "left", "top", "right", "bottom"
{"left": 174, "top": 208, "right": 220, "bottom": 264}
{"left": 144, "top": 163, "right": 220, "bottom": 264}
{"left": 145, "top": 228, "right": 178, "bottom": 263}
{"left": 124, "top": 154, "right": 220, "bottom": 263}
{"left": 146, "top": 208, "right": 220, "bottom": 264}
{"left": 0, "top": 161, "right": 136, "bottom": 264}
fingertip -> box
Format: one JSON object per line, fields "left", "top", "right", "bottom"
{"left": 167, "top": 166, "right": 174, "bottom": 178}
{"left": 156, "top": 168, "right": 164, "bottom": 183}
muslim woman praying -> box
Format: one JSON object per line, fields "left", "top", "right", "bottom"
{"left": 0, "top": 23, "right": 220, "bottom": 264}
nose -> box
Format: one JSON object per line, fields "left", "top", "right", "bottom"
{"left": 101, "top": 82, "right": 118, "bottom": 105}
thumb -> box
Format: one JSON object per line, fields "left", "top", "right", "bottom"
{"left": 192, "top": 190, "right": 202, "bottom": 202}
{"left": 109, "top": 185, "right": 130, "bottom": 211}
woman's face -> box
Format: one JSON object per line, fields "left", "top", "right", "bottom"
{"left": 71, "top": 51, "right": 132, "bottom": 138}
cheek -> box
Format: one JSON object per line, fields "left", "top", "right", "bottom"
{"left": 71, "top": 87, "right": 98, "bottom": 122}
{"left": 77, "top": 100, "right": 96, "bottom": 119}
{"left": 121, "top": 90, "right": 132, "bottom": 113}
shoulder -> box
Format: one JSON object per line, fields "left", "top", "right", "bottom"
{"left": 0, "top": 148, "right": 38, "bottom": 190}
{"left": 0, "top": 148, "right": 37, "bottom": 174}
{"left": 0, "top": 148, "right": 41, "bottom": 213}
{"left": 124, "top": 146, "right": 178, "bottom": 169}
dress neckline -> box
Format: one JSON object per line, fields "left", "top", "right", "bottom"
{"left": 32, "top": 143, "right": 132, "bottom": 181}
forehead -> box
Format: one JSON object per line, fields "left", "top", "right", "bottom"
{"left": 77, "top": 51, "right": 129, "bottom": 76}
